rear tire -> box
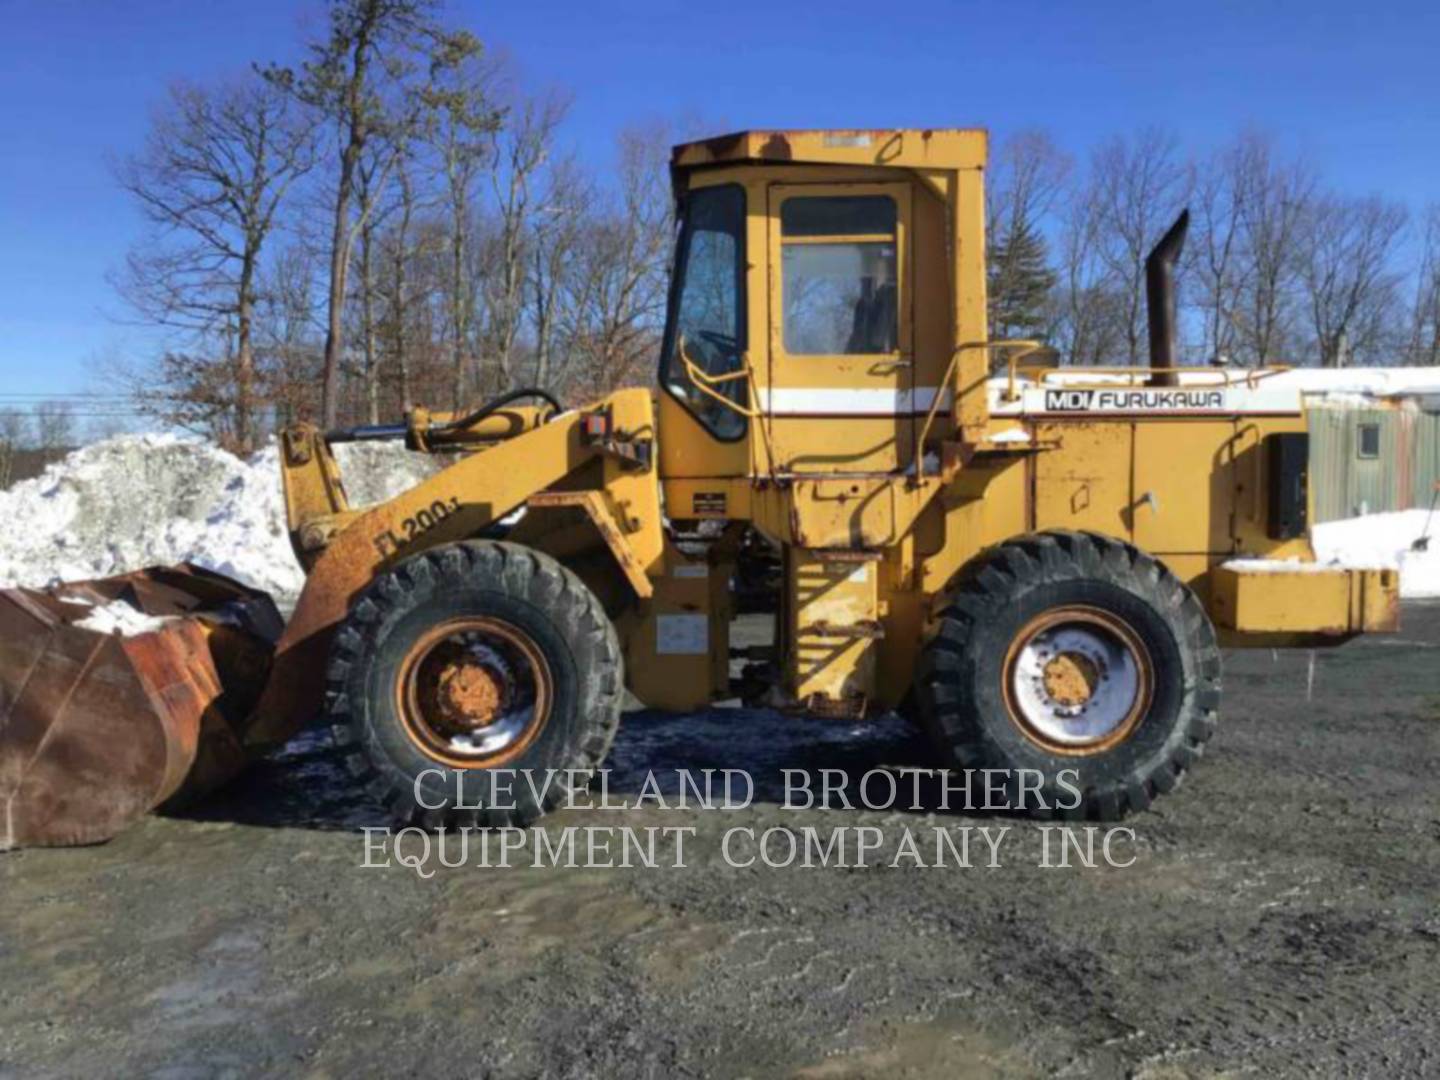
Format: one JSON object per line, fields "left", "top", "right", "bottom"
{"left": 916, "top": 531, "right": 1220, "bottom": 819}
{"left": 325, "top": 540, "right": 623, "bottom": 828}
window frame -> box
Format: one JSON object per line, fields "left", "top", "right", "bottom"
{"left": 768, "top": 182, "right": 911, "bottom": 366}
{"left": 1356, "top": 422, "right": 1381, "bottom": 460}
{"left": 657, "top": 182, "right": 749, "bottom": 443}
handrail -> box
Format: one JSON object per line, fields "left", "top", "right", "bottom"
{"left": 677, "top": 337, "right": 778, "bottom": 473}
{"left": 679, "top": 337, "right": 757, "bottom": 416}
{"left": 915, "top": 339, "right": 1043, "bottom": 477}
{"left": 1006, "top": 360, "right": 1294, "bottom": 398}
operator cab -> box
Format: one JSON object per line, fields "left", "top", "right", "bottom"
{"left": 656, "top": 129, "right": 992, "bottom": 497}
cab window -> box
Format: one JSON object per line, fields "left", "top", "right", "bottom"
{"left": 780, "top": 195, "right": 897, "bottom": 355}
{"left": 660, "top": 184, "right": 747, "bottom": 440}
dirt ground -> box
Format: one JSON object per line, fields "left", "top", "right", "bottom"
{"left": 3, "top": 606, "right": 1438, "bottom": 1078}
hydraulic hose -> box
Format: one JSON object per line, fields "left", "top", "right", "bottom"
{"left": 430, "top": 387, "right": 564, "bottom": 435}
{"left": 325, "top": 387, "right": 564, "bottom": 444}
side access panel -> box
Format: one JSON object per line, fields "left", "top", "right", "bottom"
{"left": 1131, "top": 421, "right": 1237, "bottom": 555}
{"left": 1033, "top": 422, "right": 1133, "bottom": 538}
{"left": 1033, "top": 419, "right": 1241, "bottom": 557}
{"left": 620, "top": 551, "right": 731, "bottom": 711}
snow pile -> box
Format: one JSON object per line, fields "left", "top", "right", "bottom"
{"left": 73, "top": 598, "right": 177, "bottom": 637}
{"left": 0, "top": 434, "right": 438, "bottom": 605}
{"left": 988, "top": 428, "right": 1032, "bottom": 443}
{"left": 1222, "top": 558, "right": 1345, "bottom": 575}
{"left": 1224, "top": 512, "right": 1438, "bottom": 598}
{"left": 328, "top": 441, "right": 450, "bottom": 507}
{"left": 1267, "top": 366, "right": 1440, "bottom": 405}
{"left": 1311, "top": 509, "right": 1440, "bottom": 599}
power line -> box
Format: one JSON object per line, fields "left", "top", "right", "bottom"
{"left": 0, "top": 403, "right": 150, "bottom": 410}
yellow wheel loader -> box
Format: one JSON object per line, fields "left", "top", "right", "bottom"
{"left": 0, "top": 129, "right": 1401, "bottom": 845}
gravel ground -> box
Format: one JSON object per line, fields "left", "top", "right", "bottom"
{"left": 2, "top": 607, "right": 1438, "bottom": 1078}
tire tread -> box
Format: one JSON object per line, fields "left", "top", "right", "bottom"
{"left": 324, "top": 539, "right": 624, "bottom": 830}
{"left": 916, "top": 530, "right": 1221, "bottom": 820}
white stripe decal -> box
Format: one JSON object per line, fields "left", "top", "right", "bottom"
{"left": 759, "top": 387, "right": 952, "bottom": 415}
{"left": 755, "top": 383, "right": 1304, "bottom": 417}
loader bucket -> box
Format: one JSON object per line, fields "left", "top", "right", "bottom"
{"left": 0, "top": 565, "right": 281, "bottom": 850}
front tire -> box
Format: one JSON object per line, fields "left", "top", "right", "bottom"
{"left": 916, "top": 531, "right": 1220, "bottom": 819}
{"left": 325, "top": 540, "right": 623, "bottom": 828}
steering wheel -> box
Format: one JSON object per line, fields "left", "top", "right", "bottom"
{"left": 695, "top": 329, "right": 738, "bottom": 356}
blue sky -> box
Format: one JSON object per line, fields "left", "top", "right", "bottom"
{"left": 2, "top": 0, "right": 1438, "bottom": 404}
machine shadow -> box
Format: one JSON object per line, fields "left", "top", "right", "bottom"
{"left": 169, "top": 706, "right": 1012, "bottom": 833}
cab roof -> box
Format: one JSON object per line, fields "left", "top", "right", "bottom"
{"left": 670, "top": 128, "right": 988, "bottom": 173}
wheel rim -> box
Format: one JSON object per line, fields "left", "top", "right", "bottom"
{"left": 1001, "top": 605, "right": 1154, "bottom": 755}
{"left": 395, "top": 616, "right": 552, "bottom": 768}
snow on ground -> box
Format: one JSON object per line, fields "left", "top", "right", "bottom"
{"left": 1312, "top": 509, "right": 1440, "bottom": 599}
{"left": 0, "top": 434, "right": 437, "bottom": 606}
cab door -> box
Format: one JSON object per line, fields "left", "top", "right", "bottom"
{"left": 764, "top": 183, "right": 913, "bottom": 474}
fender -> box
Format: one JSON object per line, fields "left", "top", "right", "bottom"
{"left": 245, "top": 388, "right": 659, "bottom": 748}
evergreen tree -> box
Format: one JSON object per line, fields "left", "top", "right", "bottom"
{"left": 988, "top": 215, "right": 1057, "bottom": 344}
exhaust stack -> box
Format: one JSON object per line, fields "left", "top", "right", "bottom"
{"left": 1146, "top": 209, "right": 1189, "bottom": 387}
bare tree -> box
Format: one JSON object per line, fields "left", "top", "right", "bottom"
{"left": 987, "top": 131, "right": 1070, "bottom": 242}
{"left": 268, "top": 0, "right": 484, "bottom": 426}
{"left": 557, "top": 127, "right": 672, "bottom": 397}
{"left": 34, "top": 402, "right": 76, "bottom": 453}
{"left": 1298, "top": 194, "right": 1407, "bottom": 366}
{"left": 482, "top": 90, "right": 570, "bottom": 391}
{"left": 114, "top": 74, "right": 314, "bottom": 451}
{"left": 439, "top": 136, "right": 481, "bottom": 408}
{"left": 375, "top": 152, "right": 431, "bottom": 411}
{"left": 351, "top": 138, "right": 407, "bottom": 421}
{"left": 1407, "top": 204, "right": 1440, "bottom": 366}
{"left": 527, "top": 155, "right": 589, "bottom": 389}
{"left": 1226, "top": 136, "right": 1314, "bottom": 366}
{"left": 1189, "top": 139, "right": 1247, "bottom": 364}
{"left": 419, "top": 44, "right": 502, "bottom": 408}
{"left": 1053, "top": 183, "right": 1127, "bottom": 367}
{"left": 254, "top": 242, "right": 324, "bottom": 423}
{"left": 0, "top": 410, "right": 28, "bottom": 489}
{"left": 1089, "top": 129, "right": 1191, "bottom": 364}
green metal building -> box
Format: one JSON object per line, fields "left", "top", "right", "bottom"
{"left": 1306, "top": 393, "right": 1440, "bottom": 523}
